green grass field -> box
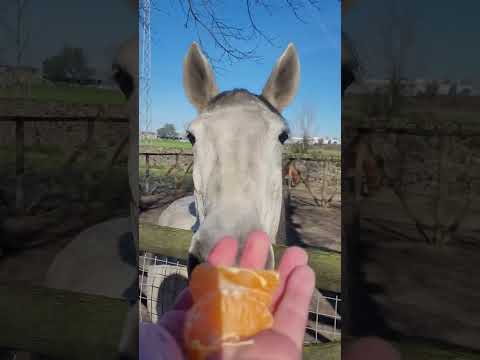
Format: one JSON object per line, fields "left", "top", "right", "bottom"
{"left": 140, "top": 139, "right": 341, "bottom": 158}
{"left": 0, "top": 144, "right": 128, "bottom": 177}
{"left": 288, "top": 146, "right": 341, "bottom": 159}
{"left": 0, "top": 83, "right": 125, "bottom": 104}
{"left": 140, "top": 138, "right": 192, "bottom": 150}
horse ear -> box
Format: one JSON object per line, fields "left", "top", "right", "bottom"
{"left": 183, "top": 42, "right": 219, "bottom": 113}
{"left": 261, "top": 43, "right": 300, "bottom": 112}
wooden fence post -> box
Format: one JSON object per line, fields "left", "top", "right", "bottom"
{"left": 145, "top": 154, "right": 150, "bottom": 178}
{"left": 15, "top": 118, "right": 24, "bottom": 216}
{"left": 83, "top": 118, "right": 95, "bottom": 205}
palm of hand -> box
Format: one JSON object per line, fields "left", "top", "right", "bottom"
{"left": 153, "top": 231, "right": 315, "bottom": 360}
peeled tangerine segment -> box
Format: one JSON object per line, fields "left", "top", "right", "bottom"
{"left": 185, "top": 264, "right": 280, "bottom": 360}
{"left": 184, "top": 289, "right": 274, "bottom": 360}
{"left": 189, "top": 263, "right": 280, "bottom": 304}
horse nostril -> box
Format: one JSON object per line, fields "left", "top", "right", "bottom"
{"left": 187, "top": 253, "right": 202, "bottom": 279}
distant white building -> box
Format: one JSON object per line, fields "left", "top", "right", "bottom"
{"left": 323, "top": 137, "right": 341, "bottom": 145}
{"left": 285, "top": 136, "right": 340, "bottom": 145}
{"left": 446, "top": 80, "right": 473, "bottom": 95}
{"left": 310, "top": 137, "right": 322, "bottom": 144}
{"left": 285, "top": 137, "right": 304, "bottom": 144}
{"left": 157, "top": 132, "right": 189, "bottom": 141}
{"left": 140, "top": 131, "right": 156, "bottom": 140}
{"left": 346, "top": 77, "right": 474, "bottom": 96}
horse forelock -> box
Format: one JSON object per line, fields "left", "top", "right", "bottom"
{"left": 205, "top": 89, "right": 284, "bottom": 118}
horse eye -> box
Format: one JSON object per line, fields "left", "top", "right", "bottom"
{"left": 278, "top": 131, "right": 289, "bottom": 144}
{"left": 187, "top": 131, "right": 196, "bottom": 145}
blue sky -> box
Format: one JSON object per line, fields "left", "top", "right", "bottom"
{"left": 0, "top": 0, "right": 135, "bottom": 81}
{"left": 344, "top": 0, "right": 480, "bottom": 86}
{"left": 148, "top": 1, "right": 341, "bottom": 137}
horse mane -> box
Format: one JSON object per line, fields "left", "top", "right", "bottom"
{"left": 206, "top": 88, "right": 283, "bottom": 117}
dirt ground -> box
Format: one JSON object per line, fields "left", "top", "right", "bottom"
{"left": 140, "top": 184, "right": 342, "bottom": 253}
{"left": 0, "top": 237, "right": 72, "bottom": 284}
{"left": 287, "top": 185, "right": 341, "bottom": 253}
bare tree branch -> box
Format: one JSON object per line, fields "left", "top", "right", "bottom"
{"left": 290, "top": 104, "right": 317, "bottom": 153}
{"left": 151, "top": 0, "right": 323, "bottom": 67}
{"left": 0, "top": 0, "right": 31, "bottom": 65}
{"left": 284, "top": 0, "right": 307, "bottom": 24}
{"left": 246, "top": 0, "right": 276, "bottom": 46}
{"left": 181, "top": 0, "right": 259, "bottom": 65}
{"left": 380, "top": 0, "right": 416, "bottom": 80}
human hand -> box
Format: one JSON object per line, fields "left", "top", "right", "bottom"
{"left": 140, "top": 231, "right": 315, "bottom": 360}
{"left": 206, "top": 231, "right": 315, "bottom": 360}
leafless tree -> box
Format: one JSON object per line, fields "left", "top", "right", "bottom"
{"left": 373, "top": 132, "right": 475, "bottom": 247}
{"left": 150, "top": 0, "right": 323, "bottom": 67}
{"left": 182, "top": 120, "right": 190, "bottom": 135}
{"left": 377, "top": 0, "right": 416, "bottom": 114}
{"left": 0, "top": 0, "right": 32, "bottom": 66}
{"left": 292, "top": 104, "right": 317, "bottom": 153}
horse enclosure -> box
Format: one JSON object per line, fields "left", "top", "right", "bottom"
{"left": 139, "top": 150, "right": 342, "bottom": 251}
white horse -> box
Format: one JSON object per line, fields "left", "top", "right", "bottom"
{"left": 141, "top": 42, "right": 299, "bottom": 322}
{"left": 42, "top": 6, "right": 140, "bottom": 359}
{"left": 158, "top": 42, "right": 300, "bottom": 276}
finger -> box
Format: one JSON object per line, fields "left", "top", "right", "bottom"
{"left": 239, "top": 231, "right": 271, "bottom": 269}
{"left": 207, "top": 331, "right": 299, "bottom": 360}
{"left": 158, "top": 310, "right": 187, "bottom": 346}
{"left": 140, "top": 321, "right": 184, "bottom": 360}
{"left": 172, "top": 287, "right": 193, "bottom": 311}
{"left": 272, "top": 265, "right": 315, "bottom": 350}
{"left": 272, "top": 246, "right": 309, "bottom": 308}
{"left": 207, "top": 236, "right": 238, "bottom": 266}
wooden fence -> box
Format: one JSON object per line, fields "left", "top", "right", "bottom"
{"left": 0, "top": 101, "right": 129, "bottom": 217}
{"left": 139, "top": 151, "right": 341, "bottom": 173}
{"left": 139, "top": 151, "right": 341, "bottom": 206}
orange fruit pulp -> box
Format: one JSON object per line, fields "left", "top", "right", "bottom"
{"left": 184, "top": 263, "right": 280, "bottom": 360}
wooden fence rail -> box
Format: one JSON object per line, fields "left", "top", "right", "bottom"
{"left": 139, "top": 151, "right": 341, "bottom": 162}
{"left": 139, "top": 151, "right": 340, "bottom": 182}
{"left": 353, "top": 126, "right": 480, "bottom": 137}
